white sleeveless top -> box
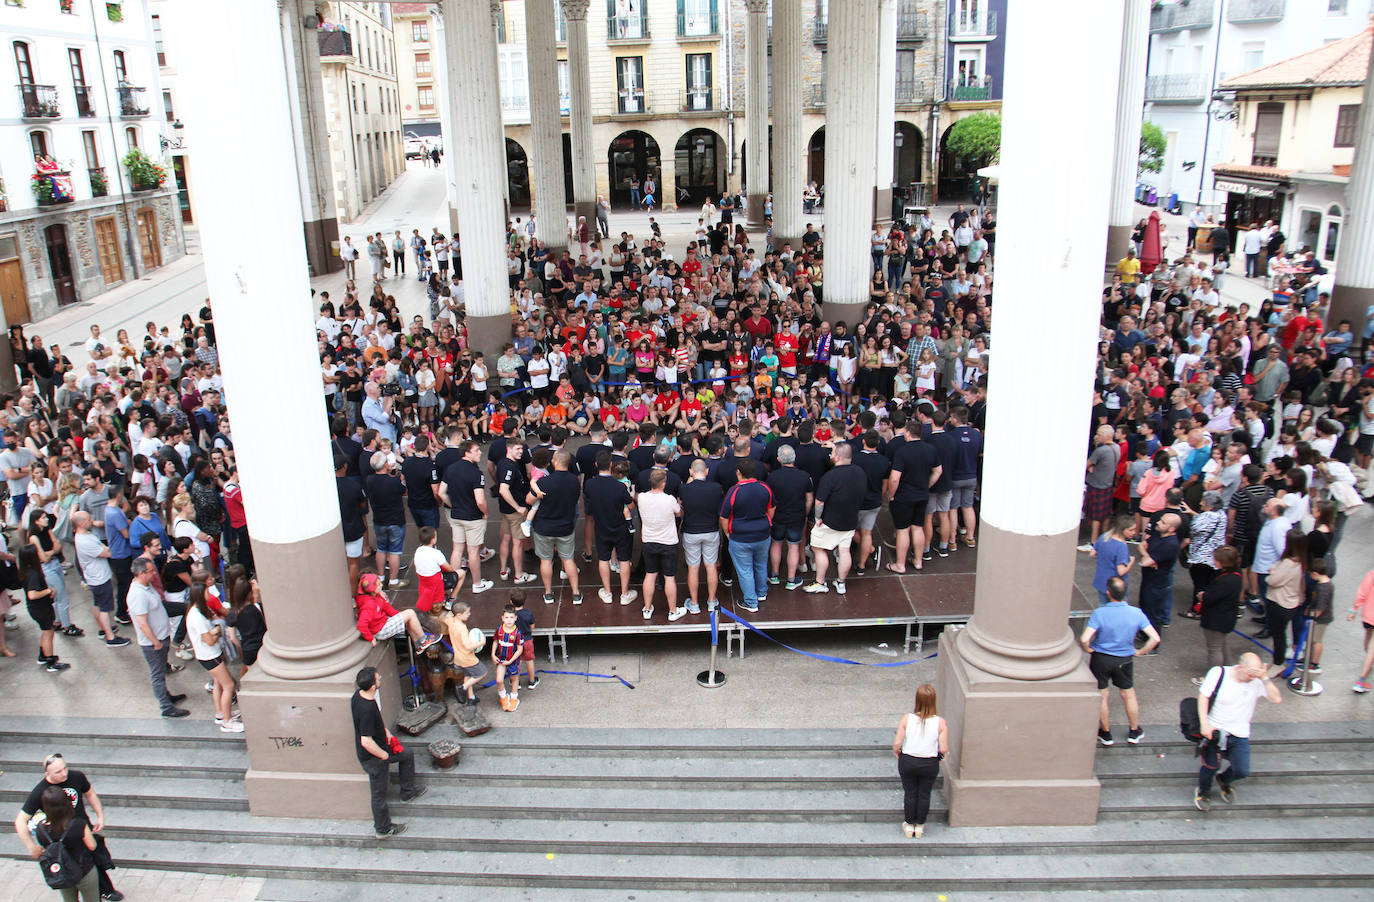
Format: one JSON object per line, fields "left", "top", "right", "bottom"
{"left": 900, "top": 714, "right": 941, "bottom": 758}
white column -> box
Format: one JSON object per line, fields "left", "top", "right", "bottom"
{"left": 936, "top": 0, "right": 1125, "bottom": 828}
{"left": 280, "top": 0, "right": 340, "bottom": 275}
{"left": 1106, "top": 0, "right": 1150, "bottom": 264}
{"left": 771, "top": 0, "right": 805, "bottom": 248}
{"left": 443, "top": 0, "right": 514, "bottom": 355}
{"left": 874, "top": 0, "right": 898, "bottom": 224}
{"left": 561, "top": 0, "right": 596, "bottom": 221}
{"left": 526, "top": 0, "right": 568, "bottom": 253}
{"left": 822, "top": 0, "right": 880, "bottom": 322}
{"left": 744, "top": 0, "right": 769, "bottom": 226}
{"left": 1330, "top": 43, "right": 1374, "bottom": 335}
{"left": 432, "top": 7, "right": 461, "bottom": 233}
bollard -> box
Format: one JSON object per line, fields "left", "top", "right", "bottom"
{"left": 697, "top": 606, "right": 727, "bottom": 688}
{"left": 1288, "top": 616, "right": 1323, "bottom": 696}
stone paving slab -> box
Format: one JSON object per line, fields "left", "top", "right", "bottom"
{"left": 0, "top": 859, "right": 263, "bottom": 902}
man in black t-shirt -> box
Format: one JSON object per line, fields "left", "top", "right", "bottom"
{"left": 494, "top": 438, "right": 537, "bottom": 584}
{"left": 583, "top": 450, "right": 637, "bottom": 605}
{"left": 805, "top": 443, "right": 868, "bottom": 595}
{"left": 531, "top": 450, "right": 584, "bottom": 605}
{"left": 852, "top": 430, "right": 891, "bottom": 575}
{"left": 766, "top": 445, "right": 813, "bottom": 590}
{"left": 351, "top": 666, "right": 421, "bottom": 838}
{"left": 366, "top": 452, "right": 408, "bottom": 590}
{"left": 17, "top": 755, "right": 123, "bottom": 899}
{"left": 335, "top": 454, "right": 369, "bottom": 589}
{"left": 440, "top": 440, "right": 493, "bottom": 594}
{"left": 887, "top": 422, "right": 943, "bottom": 574}
{"left": 400, "top": 434, "right": 440, "bottom": 530}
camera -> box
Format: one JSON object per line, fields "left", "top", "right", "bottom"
{"left": 381, "top": 382, "right": 402, "bottom": 397}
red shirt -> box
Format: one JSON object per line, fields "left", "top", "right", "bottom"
{"left": 654, "top": 392, "right": 678, "bottom": 412}
{"left": 775, "top": 332, "right": 799, "bottom": 368}
{"left": 744, "top": 316, "right": 773, "bottom": 340}
{"left": 681, "top": 398, "right": 703, "bottom": 418}
{"left": 222, "top": 482, "right": 247, "bottom": 529}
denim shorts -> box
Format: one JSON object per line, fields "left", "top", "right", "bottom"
{"left": 683, "top": 531, "right": 719, "bottom": 566}
{"left": 410, "top": 508, "right": 440, "bottom": 529}
{"left": 770, "top": 521, "right": 804, "bottom": 544}
{"left": 375, "top": 524, "right": 406, "bottom": 555}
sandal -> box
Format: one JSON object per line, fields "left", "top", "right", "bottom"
{"left": 1179, "top": 610, "right": 1201, "bottom": 620}
{"left": 884, "top": 563, "right": 907, "bottom": 574}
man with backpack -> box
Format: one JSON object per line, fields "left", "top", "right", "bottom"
{"left": 1192, "top": 651, "right": 1282, "bottom": 811}
{"left": 14, "top": 753, "right": 124, "bottom": 899}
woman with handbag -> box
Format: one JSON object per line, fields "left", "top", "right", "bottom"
{"left": 27, "top": 508, "right": 79, "bottom": 637}
{"left": 34, "top": 785, "right": 99, "bottom": 901}
{"left": 891, "top": 683, "right": 948, "bottom": 839}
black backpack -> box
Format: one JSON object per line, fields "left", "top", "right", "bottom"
{"left": 35, "top": 822, "right": 84, "bottom": 890}
{"left": 1179, "top": 668, "right": 1226, "bottom": 742}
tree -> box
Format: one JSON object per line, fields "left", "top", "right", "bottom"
{"left": 945, "top": 113, "right": 1001, "bottom": 165}
{"left": 1139, "top": 121, "right": 1166, "bottom": 175}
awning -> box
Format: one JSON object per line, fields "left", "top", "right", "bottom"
{"left": 1213, "top": 176, "right": 1286, "bottom": 198}
{"left": 977, "top": 164, "right": 1000, "bottom": 185}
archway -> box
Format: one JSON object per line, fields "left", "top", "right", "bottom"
{"left": 739, "top": 125, "right": 775, "bottom": 197}
{"left": 561, "top": 133, "right": 574, "bottom": 203}
{"left": 607, "top": 130, "right": 661, "bottom": 207}
{"left": 675, "top": 128, "right": 725, "bottom": 207}
{"left": 807, "top": 126, "right": 825, "bottom": 187}
{"left": 938, "top": 121, "right": 978, "bottom": 202}
{"left": 506, "top": 138, "right": 530, "bottom": 209}
{"left": 894, "top": 121, "right": 923, "bottom": 188}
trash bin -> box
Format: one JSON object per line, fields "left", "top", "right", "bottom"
{"left": 1146, "top": 187, "right": 1158, "bottom": 205}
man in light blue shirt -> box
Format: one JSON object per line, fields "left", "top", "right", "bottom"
{"left": 361, "top": 382, "right": 396, "bottom": 444}
{"left": 1251, "top": 498, "right": 1288, "bottom": 597}
{"left": 1080, "top": 577, "right": 1159, "bottom": 746}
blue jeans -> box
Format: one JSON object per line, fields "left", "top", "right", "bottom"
{"left": 728, "top": 537, "right": 771, "bottom": 607}
{"left": 1198, "top": 734, "right": 1251, "bottom": 794}
{"left": 376, "top": 524, "right": 406, "bottom": 555}
{"left": 42, "top": 558, "right": 71, "bottom": 628}
{"left": 630, "top": 187, "right": 641, "bottom": 209}
{"left": 1139, "top": 575, "right": 1172, "bottom": 630}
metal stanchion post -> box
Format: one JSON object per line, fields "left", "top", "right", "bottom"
{"left": 697, "top": 607, "right": 727, "bottom": 688}
{"left": 1288, "top": 616, "right": 1323, "bottom": 696}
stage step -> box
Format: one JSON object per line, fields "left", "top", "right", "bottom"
{"left": 2, "top": 720, "right": 1372, "bottom": 897}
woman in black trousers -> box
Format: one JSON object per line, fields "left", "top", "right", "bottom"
{"left": 892, "top": 683, "right": 949, "bottom": 838}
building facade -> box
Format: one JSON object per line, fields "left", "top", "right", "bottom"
{"left": 0, "top": 0, "right": 184, "bottom": 324}
{"left": 147, "top": 0, "right": 191, "bottom": 224}
{"left": 935, "top": 0, "right": 1003, "bottom": 201}
{"left": 317, "top": 1, "right": 405, "bottom": 221}
{"left": 1212, "top": 22, "right": 1370, "bottom": 270}
{"left": 394, "top": 2, "right": 441, "bottom": 142}
{"left": 1142, "top": 0, "right": 1366, "bottom": 216}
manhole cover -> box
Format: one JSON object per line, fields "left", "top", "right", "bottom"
{"left": 586, "top": 653, "right": 641, "bottom": 684}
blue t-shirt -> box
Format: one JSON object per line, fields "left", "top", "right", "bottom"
{"left": 105, "top": 504, "right": 133, "bottom": 560}
{"left": 1086, "top": 602, "right": 1152, "bottom": 657}
{"left": 719, "top": 479, "right": 773, "bottom": 542}
{"left": 1091, "top": 535, "right": 1130, "bottom": 595}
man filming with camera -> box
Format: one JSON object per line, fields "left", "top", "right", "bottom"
{"left": 361, "top": 380, "right": 396, "bottom": 443}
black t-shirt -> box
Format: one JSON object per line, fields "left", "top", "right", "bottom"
{"left": 763, "top": 435, "right": 800, "bottom": 471}
{"left": 332, "top": 436, "right": 363, "bottom": 478}
{"left": 583, "top": 473, "right": 632, "bottom": 536}
{"left": 635, "top": 466, "right": 682, "bottom": 497}
{"left": 628, "top": 443, "right": 657, "bottom": 473}
{"left": 925, "top": 430, "right": 958, "bottom": 494}
{"left": 435, "top": 446, "right": 466, "bottom": 477}
{"left": 23, "top": 568, "right": 48, "bottom": 603}
{"left": 495, "top": 458, "right": 531, "bottom": 515}
{"left": 815, "top": 464, "right": 868, "bottom": 532}
{"left": 400, "top": 456, "right": 439, "bottom": 510}
{"left": 443, "top": 460, "right": 486, "bottom": 521}
{"left": 794, "top": 442, "right": 831, "bottom": 487}
{"left": 350, "top": 692, "right": 387, "bottom": 766}
{"left": 366, "top": 474, "right": 406, "bottom": 527}
{"left": 766, "top": 467, "right": 814, "bottom": 527}
{"left": 891, "top": 439, "right": 941, "bottom": 502}
{"left": 680, "top": 478, "right": 723, "bottom": 534}
{"left": 574, "top": 441, "right": 604, "bottom": 481}
{"left": 853, "top": 449, "right": 892, "bottom": 510}
{"left": 697, "top": 328, "right": 728, "bottom": 363}
{"left": 336, "top": 476, "right": 368, "bottom": 542}
{"left": 533, "top": 470, "right": 582, "bottom": 537}
{"left": 340, "top": 369, "right": 364, "bottom": 404}
{"left": 22, "top": 770, "right": 92, "bottom": 823}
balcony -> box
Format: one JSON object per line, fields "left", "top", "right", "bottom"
{"left": 318, "top": 28, "right": 354, "bottom": 58}
{"left": 118, "top": 85, "right": 149, "bottom": 117}
{"left": 1228, "top": 0, "right": 1285, "bottom": 22}
{"left": 1145, "top": 73, "right": 1210, "bottom": 103}
{"left": 897, "top": 6, "right": 929, "bottom": 41}
{"left": 950, "top": 9, "right": 997, "bottom": 40}
{"left": 73, "top": 85, "right": 95, "bottom": 117}
{"left": 18, "top": 84, "right": 59, "bottom": 119}
{"left": 949, "top": 76, "right": 991, "bottom": 101}
{"left": 807, "top": 83, "right": 826, "bottom": 108}
{"left": 613, "top": 87, "right": 653, "bottom": 115}
{"left": 813, "top": 15, "right": 827, "bottom": 44}
{"left": 1150, "top": 0, "right": 1214, "bottom": 32}
{"left": 88, "top": 166, "right": 108, "bottom": 198}
{"left": 681, "top": 86, "right": 717, "bottom": 112}
{"left": 606, "top": 10, "right": 650, "bottom": 42}
{"left": 895, "top": 78, "right": 932, "bottom": 107}
{"left": 32, "top": 170, "right": 75, "bottom": 206}
{"left": 677, "top": 8, "right": 719, "bottom": 38}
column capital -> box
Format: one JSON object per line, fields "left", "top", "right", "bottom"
{"left": 745, "top": 0, "right": 770, "bottom": 13}
{"left": 559, "top": 0, "right": 589, "bottom": 21}
{"left": 491, "top": 0, "right": 503, "bottom": 27}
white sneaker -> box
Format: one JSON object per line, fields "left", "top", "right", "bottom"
{"left": 204, "top": 681, "right": 214, "bottom": 693}
{"left": 520, "top": 521, "right": 532, "bottom": 538}
{"left": 620, "top": 590, "right": 638, "bottom": 606}
{"left": 1076, "top": 544, "right": 1093, "bottom": 553}
{"left": 642, "top": 606, "right": 654, "bottom": 620}
{"left": 219, "top": 720, "right": 245, "bottom": 733}
{"left": 668, "top": 608, "right": 687, "bottom": 622}
{"left": 176, "top": 646, "right": 194, "bottom": 661}
{"left": 471, "top": 579, "right": 494, "bottom": 594}
{"left": 479, "top": 548, "right": 496, "bottom": 562}
{"left": 513, "top": 573, "right": 537, "bottom": 584}
{"left": 599, "top": 588, "right": 614, "bottom": 604}
{"left": 834, "top": 580, "right": 847, "bottom": 596}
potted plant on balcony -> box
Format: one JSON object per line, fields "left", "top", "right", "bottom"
{"left": 90, "top": 169, "right": 108, "bottom": 197}
{"left": 123, "top": 148, "right": 167, "bottom": 191}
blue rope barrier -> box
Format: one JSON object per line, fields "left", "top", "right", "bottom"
{"left": 716, "top": 606, "right": 938, "bottom": 668}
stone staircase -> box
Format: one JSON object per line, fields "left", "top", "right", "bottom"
{"left": 1, "top": 719, "right": 1372, "bottom": 900}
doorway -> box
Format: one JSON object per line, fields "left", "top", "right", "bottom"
{"left": 607, "top": 130, "right": 661, "bottom": 207}
{"left": 43, "top": 224, "right": 77, "bottom": 307}
{"left": 675, "top": 128, "right": 724, "bottom": 207}
{"left": 94, "top": 216, "right": 124, "bottom": 285}
{"left": 807, "top": 127, "right": 825, "bottom": 186}
{"left": 136, "top": 207, "right": 161, "bottom": 270}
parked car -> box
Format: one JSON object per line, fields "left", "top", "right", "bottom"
{"left": 405, "top": 138, "right": 425, "bottom": 160}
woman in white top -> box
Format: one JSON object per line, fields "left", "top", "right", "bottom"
{"left": 186, "top": 582, "right": 243, "bottom": 733}
{"left": 892, "top": 683, "right": 948, "bottom": 838}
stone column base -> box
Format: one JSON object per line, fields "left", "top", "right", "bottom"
{"left": 874, "top": 187, "right": 894, "bottom": 226}
{"left": 303, "top": 218, "right": 341, "bottom": 275}
{"left": 747, "top": 194, "right": 767, "bottom": 228}
{"left": 823, "top": 302, "right": 870, "bottom": 331}
{"left": 1330, "top": 284, "right": 1374, "bottom": 344}
{"left": 240, "top": 641, "right": 397, "bottom": 819}
{"left": 936, "top": 628, "right": 1102, "bottom": 827}
{"left": 467, "top": 312, "right": 513, "bottom": 364}
{"left": 573, "top": 200, "right": 596, "bottom": 225}
{"left": 1105, "top": 223, "right": 1132, "bottom": 271}
{"left": 448, "top": 204, "right": 460, "bottom": 236}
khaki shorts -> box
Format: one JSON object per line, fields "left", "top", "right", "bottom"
{"left": 451, "top": 517, "right": 486, "bottom": 548}
{"left": 533, "top": 531, "right": 576, "bottom": 561}
{"left": 810, "top": 522, "right": 855, "bottom": 552}
{"left": 502, "top": 511, "right": 526, "bottom": 535}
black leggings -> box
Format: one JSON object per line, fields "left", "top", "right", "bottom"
{"left": 1265, "top": 601, "right": 1302, "bottom": 665}
{"left": 898, "top": 754, "right": 940, "bottom": 826}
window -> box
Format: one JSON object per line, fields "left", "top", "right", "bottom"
{"left": 14, "top": 41, "right": 33, "bottom": 85}
{"left": 558, "top": 60, "right": 570, "bottom": 115}
{"left": 495, "top": 5, "right": 507, "bottom": 43}
{"left": 112, "top": 50, "right": 127, "bottom": 83}
{"left": 152, "top": 14, "right": 165, "bottom": 66}
{"left": 1323, "top": 203, "right": 1342, "bottom": 263}
{"left": 1334, "top": 104, "right": 1359, "bottom": 147}
{"left": 125, "top": 126, "right": 138, "bottom": 150}
{"left": 609, "top": 0, "right": 646, "bottom": 39}
{"left": 1241, "top": 41, "right": 1263, "bottom": 73}
{"left": 1251, "top": 101, "right": 1282, "bottom": 166}
{"left": 415, "top": 53, "right": 431, "bottom": 77}
{"left": 69, "top": 48, "right": 86, "bottom": 86}
{"left": 29, "top": 130, "right": 49, "bottom": 159}
{"left": 681, "top": 0, "right": 718, "bottom": 36}
{"left": 412, "top": 20, "right": 429, "bottom": 43}
{"left": 418, "top": 86, "right": 434, "bottom": 108}
{"left": 896, "top": 48, "right": 916, "bottom": 100}
{"left": 498, "top": 46, "right": 528, "bottom": 115}
{"left": 1328, "top": 0, "right": 1347, "bottom": 12}
{"left": 162, "top": 89, "right": 174, "bottom": 122}
{"left": 352, "top": 83, "right": 358, "bottom": 113}
{"left": 616, "top": 56, "right": 644, "bottom": 113}
{"left": 685, "top": 53, "right": 712, "bottom": 110}
{"left": 82, "top": 130, "right": 99, "bottom": 168}
{"left": 556, "top": 4, "right": 567, "bottom": 41}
